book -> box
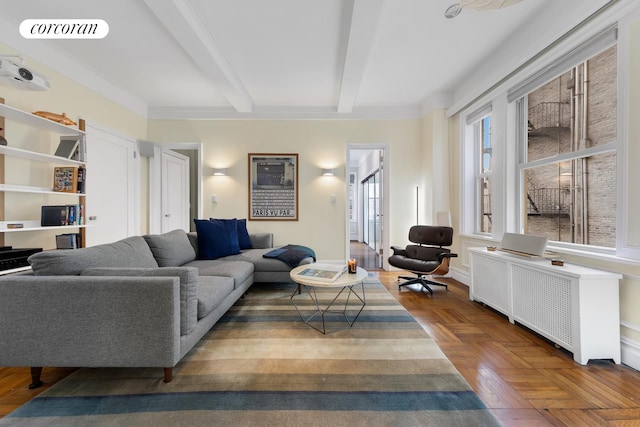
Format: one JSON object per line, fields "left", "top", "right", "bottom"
{"left": 56, "top": 233, "right": 80, "bottom": 249}
{"left": 76, "top": 166, "right": 86, "bottom": 194}
{"left": 296, "top": 263, "right": 347, "bottom": 282}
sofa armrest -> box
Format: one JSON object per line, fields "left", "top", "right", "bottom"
{"left": 81, "top": 267, "right": 198, "bottom": 336}
{"left": 250, "top": 233, "right": 274, "bottom": 249}
{"left": 0, "top": 275, "right": 181, "bottom": 368}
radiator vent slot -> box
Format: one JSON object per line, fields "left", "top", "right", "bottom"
{"left": 512, "top": 265, "right": 573, "bottom": 347}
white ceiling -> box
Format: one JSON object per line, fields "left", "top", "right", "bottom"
{"left": 0, "top": 0, "right": 613, "bottom": 119}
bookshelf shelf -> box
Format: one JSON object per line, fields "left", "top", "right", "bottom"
{"left": 0, "top": 220, "right": 87, "bottom": 233}
{"left": 0, "top": 145, "right": 84, "bottom": 166}
{"left": 0, "top": 103, "right": 83, "bottom": 136}
{"left": 0, "top": 183, "right": 84, "bottom": 195}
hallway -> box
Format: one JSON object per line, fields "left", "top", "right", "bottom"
{"left": 349, "top": 241, "right": 382, "bottom": 271}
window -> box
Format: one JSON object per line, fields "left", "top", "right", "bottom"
{"left": 460, "top": 25, "right": 627, "bottom": 255}
{"left": 517, "top": 44, "right": 617, "bottom": 248}
{"left": 461, "top": 103, "right": 493, "bottom": 237}
{"left": 477, "top": 115, "right": 492, "bottom": 234}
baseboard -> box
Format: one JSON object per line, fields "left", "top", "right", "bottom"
{"left": 621, "top": 337, "right": 640, "bottom": 371}
{"left": 450, "top": 266, "right": 470, "bottom": 287}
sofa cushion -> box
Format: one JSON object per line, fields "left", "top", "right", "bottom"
{"left": 80, "top": 266, "right": 198, "bottom": 336}
{"left": 220, "top": 248, "right": 313, "bottom": 272}
{"left": 183, "top": 260, "right": 254, "bottom": 289}
{"left": 143, "top": 229, "right": 196, "bottom": 267}
{"left": 197, "top": 276, "right": 235, "bottom": 319}
{"left": 250, "top": 233, "right": 273, "bottom": 249}
{"left": 194, "top": 219, "right": 241, "bottom": 260}
{"left": 28, "top": 236, "right": 159, "bottom": 276}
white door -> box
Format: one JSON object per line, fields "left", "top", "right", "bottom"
{"left": 161, "top": 149, "right": 190, "bottom": 232}
{"left": 85, "top": 124, "right": 138, "bottom": 247}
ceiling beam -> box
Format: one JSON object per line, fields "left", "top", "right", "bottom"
{"left": 337, "top": 0, "right": 388, "bottom": 113}
{"left": 144, "top": 0, "right": 254, "bottom": 112}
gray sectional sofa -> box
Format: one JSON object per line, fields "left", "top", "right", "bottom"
{"left": 0, "top": 229, "right": 312, "bottom": 387}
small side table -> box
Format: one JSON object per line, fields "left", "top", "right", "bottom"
{"left": 289, "top": 264, "right": 367, "bottom": 334}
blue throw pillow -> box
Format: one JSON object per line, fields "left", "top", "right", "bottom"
{"left": 194, "top": 219, "right": 240, "bottom": 260}
{"left": 210, "top": 217, "right": 252, "bottom": 250}
{"left": 236, "top": 218, "right": 252, "bottom": 250}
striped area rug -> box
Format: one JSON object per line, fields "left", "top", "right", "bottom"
{"left": 2, "top": 279, "right": 500, "bottom": 426}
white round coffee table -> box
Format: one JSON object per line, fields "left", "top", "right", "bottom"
{"left": 289, "top": 264, "right": 368, "bottom": 334}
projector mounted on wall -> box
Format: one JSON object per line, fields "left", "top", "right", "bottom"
{"left": 0, "top": 56, "right": 50, "bottom": 91}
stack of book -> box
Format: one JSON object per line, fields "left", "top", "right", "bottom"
{"left": 41, "top": 205, "right": 84, "bottom": 227}
{"left": 55, "top": 233, "right": 80, "bottom": 249}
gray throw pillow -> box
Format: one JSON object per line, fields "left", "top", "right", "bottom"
{"left": 143, "top": 229, "right": 197, "bottom": 267}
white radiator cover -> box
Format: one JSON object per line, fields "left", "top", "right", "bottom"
{"left": 469, "top": 247, "right": 622, "bottom": 365}
{"left": 512, "top": 265, "right": 574, "bottom": 347}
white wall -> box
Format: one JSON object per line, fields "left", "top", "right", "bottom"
{"left": 147, "top": 119, "right": 422, "bottom": 261}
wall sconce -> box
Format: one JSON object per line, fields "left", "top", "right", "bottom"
{"left": 212, "top": 168, "right": 226, "bottom": 176}
{"left": 321, "top": 168, "right": 335, "bottom": 176}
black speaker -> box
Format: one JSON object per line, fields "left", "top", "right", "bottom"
{"left": 41, "top": 205, "right": 67, "bottom": 226}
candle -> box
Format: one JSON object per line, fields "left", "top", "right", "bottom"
{"left": 348, "top": 259, "right": 357, "bottom": 274}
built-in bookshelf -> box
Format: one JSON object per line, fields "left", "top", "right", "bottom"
{"left": 0, "top": 98, "right": 87, "bottom": 250}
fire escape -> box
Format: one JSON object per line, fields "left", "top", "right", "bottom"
{"left": 527, "top": 101, "right": 572, "bottom": 217}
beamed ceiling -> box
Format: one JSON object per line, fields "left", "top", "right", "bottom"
{"left": 0, "top": 0, "right": 615, "bottom": 119}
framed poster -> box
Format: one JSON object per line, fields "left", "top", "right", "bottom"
{"left": 53, "top": 166, "right": 78, "bottom": 193}
{"left": 248, "top": 153, "right": 298, "bottom": 221}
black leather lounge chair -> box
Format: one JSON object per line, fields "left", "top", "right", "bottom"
{"left": 388, "top": 225, "right": 458, "bottom": 296}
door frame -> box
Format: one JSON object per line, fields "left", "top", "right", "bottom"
{"left": 148, "top": 142, "right": 203, "bottom": 234}
{"left": 346, "top": 143, "right": 390, "bottom": 270}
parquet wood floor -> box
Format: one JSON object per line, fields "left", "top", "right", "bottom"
{"left": 1, "top": 263, "right": 639, "bottom": 425}
{"left": 374, "top": 270, "right": 640, "bottom": 426}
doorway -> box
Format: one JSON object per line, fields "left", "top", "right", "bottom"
{"left": 160, "top": 149, "right": 190, "bottom": 232}
{"left": 346, "top": 145, "right": 388, "bottom": 271}
{"left": 148, "top": 143, "right": 202, "bottom": 234}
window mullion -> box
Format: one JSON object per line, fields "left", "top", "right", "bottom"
{"left": 520, "top": 141, "right": 617, "bottom": 170}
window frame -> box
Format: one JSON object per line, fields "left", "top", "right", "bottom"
{"left": 513, "top": 44, "right": 619, "bottom": 254}
{"left": 475, "top": 115, "right": 492, "bottom": 235}
{"left": 459, "top": 23, "right": 640, "bottom": 260}
{"left": 461, "top": 104, "right": 494, "bottom": 238}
